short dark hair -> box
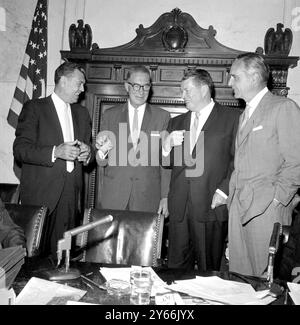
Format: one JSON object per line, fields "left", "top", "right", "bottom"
{"left": 235, "top": 52, "right": 270, "bottom": 84}
{"left": 126, "top": 65, "right": 151, "bottom": 81}
{"left": 182, "top": 68, "right": 214, "bottom": 95}
{"left": 54, "top": 61, "right": 85, "bottom": 84}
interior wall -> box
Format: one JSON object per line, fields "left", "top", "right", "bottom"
{"left": 0, "top": 0, "right": 300, "bottom": 183}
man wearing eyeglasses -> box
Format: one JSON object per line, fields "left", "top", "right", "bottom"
{"left": 96, "top": 65, "right": 171, "bottom": 217}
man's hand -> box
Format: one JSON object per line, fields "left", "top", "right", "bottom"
{"left": 163, "top": 130, "right": 185, "bottom": 153}
{"left": 96, "top": 134, "right": 113, "bottom": 155}
{"left": 157, "top": 198, "right": 169, "bottom": 218}
{"left": 77, "top": 140, "right": 91, "bottom": 164}
{"left": 54, "top": 140, "right": 80, "bottom": 161}
{"left": 211, "top": 192, "right": 227, "bottom": 209}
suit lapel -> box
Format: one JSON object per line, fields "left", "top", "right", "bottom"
{"left": 71, "top": 104, "right": 79, "bottom": 140}
{"left": 140, "top": 104, "right": 152, "bottom": 134}
{"left": 48, "top": 96, "right": 64, "bottom": 143}
{"left": 201, "top": 103, "right": 219, "bottom": 132}
{"left": 237, "top": 92, "right": 271, "bottom": 146}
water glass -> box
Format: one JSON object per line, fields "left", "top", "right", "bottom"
{"left": 130, "top": 269, "right": 153, "bottom": 305}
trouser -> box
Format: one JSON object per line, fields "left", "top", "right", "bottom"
{"left": 42, "top": 172, "right": 80, "bottom": 259}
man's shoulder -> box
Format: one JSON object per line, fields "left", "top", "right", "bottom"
{"left": 148, "top": 104, "right": 170, "bottom": 118}
{"left": 103, "top": 103, "right": 126, "bottom": 116}
{"left": 215, "top": 102, "right": 241, "bottom": 118}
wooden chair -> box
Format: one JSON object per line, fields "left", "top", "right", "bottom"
{"left": 5, "top": 203, "right": 48, "bottom": 257}
{"left": 76, "top": 208, "right": 164, "bottom": 267}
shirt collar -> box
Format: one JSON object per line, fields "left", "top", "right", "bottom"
{"left": 128, "top": 101, "right": 146, "bottom": 112}
{"left": 247, "top": 87, "right": 268, "bottom": 110}
{"left": 52, "top": 92, "right": 67, "bottom": 108}
{"left": 194, "top": 99, "right": 214, "bottom": 116}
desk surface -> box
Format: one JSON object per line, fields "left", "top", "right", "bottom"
{"left": 13, "top": 258, "right": 289, "bottom": 305}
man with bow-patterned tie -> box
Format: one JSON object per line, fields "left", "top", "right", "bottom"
{"left": 162, "top": 68, "right": 240, "bottom": 271}
{"left": 227, "top": 52, "right": 300, "bottom": 277}
{"left": 95, "top": 65, "right": 171, "bottom": 217}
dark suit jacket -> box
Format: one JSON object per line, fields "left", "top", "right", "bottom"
{"left": 97, "top": 102, "right": 171, "bottom": 212}
{"left": 13, "top": 96, "right": 92, "bottom": 214}
{"left": 165, "top": 103, "right": 240, "bottom": 222}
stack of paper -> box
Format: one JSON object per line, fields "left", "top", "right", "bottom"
{"left": 0, "top": 246, "right": 26, "bottom": 289}
{"left": 167, "top": 276, "right": 276, "bottom": 305}
{"left": 16, "top": 277, "right": 86, "bottom": 305}
{"left": 287, "top": 282, "right": 300, "bottom": 305}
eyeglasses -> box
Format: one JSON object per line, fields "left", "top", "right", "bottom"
{"left": 127, "top": 82, "right": 151, "bottom": 92}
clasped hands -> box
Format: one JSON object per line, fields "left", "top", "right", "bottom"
{"left": 55, "top": 139, "right": 91, "bottom": 163}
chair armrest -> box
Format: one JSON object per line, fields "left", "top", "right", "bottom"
{"left": 5, "top": 203, "right": 48, "bottom": 257}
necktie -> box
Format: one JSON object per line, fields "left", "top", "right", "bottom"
{"left": 131, "top": 107, "right": 139, "bottom": 149}
{"left": 63, "top": 104, "right": 74, "bottom": 172}
{"left": 240, "top": 104, "right": 251, "bottom": 129}
{"left": 190, "top": 111, "right": 200, "bottom": 151}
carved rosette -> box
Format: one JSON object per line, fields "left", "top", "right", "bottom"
{"left": 162, "top": 8, "right": 188, "bottom": 52}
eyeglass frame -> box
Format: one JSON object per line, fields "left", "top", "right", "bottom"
{"left": 127, "top": 81, "right": 151, "bottom": 92}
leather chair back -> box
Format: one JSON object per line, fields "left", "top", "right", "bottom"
{"left": 0, "top": 184, "right": 20, "bottom": 203}
{"left": 5, "top": 203, "right": 48, "bottom": 257}
{"left": 77, "top": 208, "right": 164, "bottom": 267}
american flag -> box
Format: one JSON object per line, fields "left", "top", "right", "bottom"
{"left": 7, "top": 0, "right": 47, "bottom": 129}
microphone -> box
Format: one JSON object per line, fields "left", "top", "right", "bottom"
{"left": 45, "top": 214, "right": 113, "bottom": 281}
{"left": 266, "top": 222, "right": 282, "bottom": 287}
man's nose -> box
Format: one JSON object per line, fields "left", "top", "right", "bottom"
{"left": 228, "top": 76, "right": 233, "bottom": 87}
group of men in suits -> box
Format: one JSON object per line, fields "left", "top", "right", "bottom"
{"left": 13, "top": 53, "right": 300, "bottom": 277}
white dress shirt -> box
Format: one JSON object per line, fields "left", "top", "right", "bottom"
{"left": 246, "top": 87, "right": 268, "bottom": 118}
{"left": 51, "top": 92, "right": 74, "bottom": 165}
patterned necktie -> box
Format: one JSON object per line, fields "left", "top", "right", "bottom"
{"left": 190, "top": 111, "right": 200, "bottom": 151}
{"left": 240, "top": 104, "right": 251, "bottom": 129}
{"left": 63, "top": 104, "right": 74, "bottom": 172}
{"left": 131, "top": 107, "right": 139, "bottom": 149}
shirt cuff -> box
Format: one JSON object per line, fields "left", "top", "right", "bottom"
{"left": 52, "top": 146, "right": 56, "bottom": 162}
{"left": 216, "top": 189, "right": 228, "bottom": 199}
{"left": 162, "top": 146, "right": 171, "bottom": 157}
{"left": 97, "top": 149, "right": 108, "bottom": 160}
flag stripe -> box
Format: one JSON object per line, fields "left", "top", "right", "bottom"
{"left": 7, "top": 0, "right": 47, "bottom": 129}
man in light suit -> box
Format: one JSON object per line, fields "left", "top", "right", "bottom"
{"left": 13, "top": 62, "right": 93, "bottom": 258}
{"left": 162, "top": 69, "right": 240, "bottom": 271}
{"left": 227, "top": 52, "right": 300, "bottom": 276}
{"left": 96, "top": 65, "right": 170, "bottom": 216}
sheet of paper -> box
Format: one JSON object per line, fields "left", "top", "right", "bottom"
{"left": 15, "top": 277, "right": 86, "bottom": 305}
{"left": 287, "top": 282, "right": 300, "bottom": 305}
{"left": 167, "top": 276, "right": 275, "bottom": 305}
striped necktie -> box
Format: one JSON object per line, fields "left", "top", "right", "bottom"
{"left": 131, "top": 107, "right": 139, "bottom": 149}
{"left": 190, "top": 111, "right": 200, "bottom": 151}
{"left": 240, "top": 104, "right": 251, "bottom": 129}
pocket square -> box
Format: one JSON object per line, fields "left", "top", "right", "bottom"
{"left": 252, "top": 125, "right": 263, "bottom": 132}
{"left": 150, "top": 132, "right": 161, "bottom": 137}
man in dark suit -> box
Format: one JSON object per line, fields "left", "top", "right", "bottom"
{"left": 13, "top": 62, "right": 93, "bottom": 258}
{"left": 162, "top": 69, "right": 240, "bottom": 271}
{"left": 96, "top": 65, "right": 171, "bottom": 216}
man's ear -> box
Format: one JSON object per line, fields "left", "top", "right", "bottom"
{"left": 201, "top": 84, "right": 209, "bottom": 97}
{"left": 124, "top": 81, "right": 129, "bottom": 92}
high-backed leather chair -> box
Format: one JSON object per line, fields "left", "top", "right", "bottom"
{"left": 0, "top": 183, "right": 20, "bottom": 203}
{"left": 5, "top": 203, "right": 48, "bottom": 257}
{"left": 77, "top": 208, "right": 164, "bottom": 267}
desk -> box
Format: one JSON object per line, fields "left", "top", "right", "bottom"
{"left": 13, "top": 258, "right": 289, "bottom": 305}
